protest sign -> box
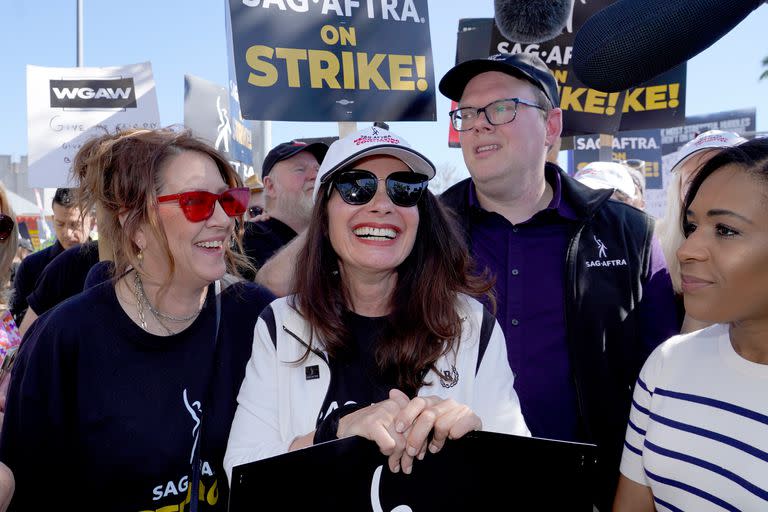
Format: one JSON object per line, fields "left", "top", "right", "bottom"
{"left": 448, "top": 1, "right": 686, "bottom": 145}
{"left": 228, "top": 0, "right": 436, "bottom": 122}
{"left": 184, "top": 74, "right": 259, "bottom": 179}
{"left": 571, "top": 129, "right": 662, "bottom": 187}
{"left": 231, "top": 431, "right": 597, "bottom": 511}
{"left": 26, "top": 62, "right": 160, "bottom": 187}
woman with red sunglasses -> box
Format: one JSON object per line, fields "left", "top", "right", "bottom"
{"left": 0, "top": 128, "right": 274, "bottom": 511}
{"left": 225, "top": 126, "right": 528, "bottom": 483}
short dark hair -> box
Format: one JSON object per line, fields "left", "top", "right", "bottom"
{"left": 53, "top": 188, "right": 75, "bottom": 208}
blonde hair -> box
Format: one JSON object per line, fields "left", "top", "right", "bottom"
{"left": 656, "top": 172, "right": 685, "bottom": 293}
{"left": 72, "top": 127, "right": 252, "bottom": 289}
{"left": 0, "top": 183, "right": 19, "bottom": 309}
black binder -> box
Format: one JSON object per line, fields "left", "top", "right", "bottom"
{"left": 230, "top": 431, "right": 598, "bottom": 511}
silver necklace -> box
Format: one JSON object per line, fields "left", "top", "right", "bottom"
{"left": 133, "top": 272, "right": 203, "bottom": 322}
{"left": 132, "top": 272, "right": 174, "bottom": 335}
{"left": 132, "top": 272, "right": 149, "bottom": 332}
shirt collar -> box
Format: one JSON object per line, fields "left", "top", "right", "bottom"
{"left": 467, "top": 164, "right": 579, "bottom": 221}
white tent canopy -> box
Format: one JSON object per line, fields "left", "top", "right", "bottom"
{"left": 5, "top": 188, "right": 53, "bottom": 216}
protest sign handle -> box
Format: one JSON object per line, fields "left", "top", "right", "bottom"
{"left": 599, "top": 134, "right": 614, "bottom": 162}
{"left": 338, "top": 122, "right": 358, "bottom": 139}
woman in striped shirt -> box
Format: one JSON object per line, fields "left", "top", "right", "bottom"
{"left": 613, "top": 136, "right": 768, "bottom": 511}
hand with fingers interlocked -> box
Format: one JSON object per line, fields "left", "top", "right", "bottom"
{"left": 337, "top": 389, "right": 481, "bottom": 475}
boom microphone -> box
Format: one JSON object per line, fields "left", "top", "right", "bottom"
{"left": 572, "top": 0, "right": 765, "bottom": 92}
{"left": 494, "top": 0, "right": 574, "bottom": 43}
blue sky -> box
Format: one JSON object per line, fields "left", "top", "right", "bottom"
{"left": 1, "top": 1, "right": 766, "bottom": 184}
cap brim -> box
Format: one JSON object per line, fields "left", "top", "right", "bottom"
{"left": 319, "top": 145, "right": 435, "bottom": 184}
{"left": 576, "top": 176, "right": 635, "bottom": 199}
{"left": 286, "top": 142, "right": 329, "bottom": 164}
{"left": 439, "top": 59, "right": 539, "bottom": 102}
{"left": 670, "top": 147, "right": 722, "bottom": 174}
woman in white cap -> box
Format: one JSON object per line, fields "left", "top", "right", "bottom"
{"left": 614, "top": 136, "right": 768, "bottom": 511}
{"left": 225, "top": 126, "right": 528, "bottom": 480}
{"left": 656, "top": 130, "right": 747, "bottom": 332}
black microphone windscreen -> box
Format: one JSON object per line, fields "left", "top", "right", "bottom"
{"left": 494, "top": 0, "right": 573, "bottom": 43}
{"left": 573, "top": 0, "right": 764, "bottom": 92}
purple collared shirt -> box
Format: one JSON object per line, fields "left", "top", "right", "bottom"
{"left": 468, "top": 170, "right": 677, "bottom": 442}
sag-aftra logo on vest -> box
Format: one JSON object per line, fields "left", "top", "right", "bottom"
{"left": 585, "top": 235, "right": 628, "bottom": 268}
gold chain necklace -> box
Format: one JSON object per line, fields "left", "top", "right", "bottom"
{"left": 134, "top": 272, "right": 203, "bottom": 322}
{"left": 131, "top": 273, "right": 179, "bottom": 336}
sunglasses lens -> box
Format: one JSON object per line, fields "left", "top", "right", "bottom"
{"left": 335, "top": 171, "right": 377, "bottom": 205}
{"left": 178, "top": 191, "right": 216, "bottom": 222}
{"left": 0, "top": 215, "right": 13, "bottom": 241}
{"left": 386, "top": 172, "right": 428, "bottom": 207}
{"left": 219, "top": 188, "right": 249, "bottom": 217}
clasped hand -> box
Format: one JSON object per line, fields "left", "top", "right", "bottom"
{"left": 336, "top": 389, "right": 481, "bottom": 475}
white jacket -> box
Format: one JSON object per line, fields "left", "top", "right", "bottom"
{"left": 224, "top": 294, "right": 529, "bottom": 482}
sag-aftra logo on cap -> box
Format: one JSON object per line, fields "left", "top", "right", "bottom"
{"left": 353, "top": 127, "right": 400, "bottom": 146}
{"left": 49, "top": 78, "right": 137, "bottom": 109}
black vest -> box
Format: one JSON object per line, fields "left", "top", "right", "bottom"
{"left": 440, "top": 164, "right": 656, "bottom": 510}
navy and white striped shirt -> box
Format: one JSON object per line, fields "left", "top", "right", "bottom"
{"left": 621, "top": 323, "right": 768, "bottom": 511}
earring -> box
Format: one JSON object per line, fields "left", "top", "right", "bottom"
{"left": 137, "top": 247, "right": 144, "bottom": 268}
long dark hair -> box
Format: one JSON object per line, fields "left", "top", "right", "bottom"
{"left": 293, "top": 180, "right": 494, "bottom": 397}
{"left": 683, "top": 137, "right": 768, "bottom": 223}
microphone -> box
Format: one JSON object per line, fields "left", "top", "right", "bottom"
{"left": 494, "top": 0, "right": 574, "bottom": 43}
{"left": 572, "top": 0, "right": 765, "bottom": 92}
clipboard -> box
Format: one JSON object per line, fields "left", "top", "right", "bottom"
{"left": 230, "top": 431, "right": 598, "bottom": 511}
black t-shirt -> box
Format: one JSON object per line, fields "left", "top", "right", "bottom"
{"left": 9, "top": 240, "right": 64, "bottom": 322}
{"left": 316, "top": 312, "right": 398, "bottom": 425}
{"left": 240, "top": 218, "right": 297, "bottom": 280}
{"left": 84, "top": 260, "right": 116, "bottom": 289}
{"left": 26, "top": 240, "right": 99, "bottom": 316}
{"left": 0, "top": 278, "right": 275, "bottom": 511}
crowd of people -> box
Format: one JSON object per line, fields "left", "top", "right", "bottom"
{"left": 0, "top": 52, "right": 763, "bottom": 511}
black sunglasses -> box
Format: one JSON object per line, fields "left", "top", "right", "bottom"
{"left": 332, "top": 169, "right": 429, "bottom": 207}
{"left": 0, "top": 214, "right": 14, "bottom": 241}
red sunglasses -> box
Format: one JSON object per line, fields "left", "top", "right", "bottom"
{"left": 157, "top": 187, "right": 249, "bottom": 222}
{"left": 0, "top": 214, "right": 14, "bottom": 241}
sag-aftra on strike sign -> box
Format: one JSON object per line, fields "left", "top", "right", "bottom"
{"left": 228, "top": 0, "right": 436, "bottom": 122}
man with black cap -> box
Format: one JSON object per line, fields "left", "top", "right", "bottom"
{"left": 241, "top": 140, "right": 328, "bottom": 280}
{"left": 438, "top": 53, "right": 677, "bottom": 511}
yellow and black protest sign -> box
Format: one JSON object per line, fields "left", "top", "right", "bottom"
{"left": 450, "top": 2, "right": 686, "bottom": 142}
{"left": 228, "top": 0, "right": 436, "bottom": 122}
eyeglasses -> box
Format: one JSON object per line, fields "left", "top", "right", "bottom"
{"left": 449, "top": 97, "right": 546, "bottom": 132}
{"left": 0, "top": 214, "right": 14, "bottom": 241}
{"left": 157, "top": 187, "right": 249, "bottom": 222}
{"left": 332, "top": 170, "right": 429, "bottom": 207}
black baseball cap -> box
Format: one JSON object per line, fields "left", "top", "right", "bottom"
{"left": 262, "top": 141, "right": 329, "bottom": 178}
{"left": 439, "top": 53, "right": 560, "bottom": 108}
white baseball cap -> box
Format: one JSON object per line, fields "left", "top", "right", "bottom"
{"left": 671, "top": 130, "right": 747, "bottom": 173}
{"left": 574, "top": 161, "right": 637, "bottom": 199}
{"left": 313, "top": 125, "right": 435, "bottom": 200}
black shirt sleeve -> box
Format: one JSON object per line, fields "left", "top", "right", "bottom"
{"left": 240, "top": 219, "right": 298, "bottom": 280}
{"left": 26, "top": 241, "right": 100, "bottom": 316}
{"left": 9, "top": 243, "right": 61, "bottom": 324}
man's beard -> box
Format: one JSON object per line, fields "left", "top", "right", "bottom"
{"left": 275, "top": 190, "right": 314, "bottom": 225}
